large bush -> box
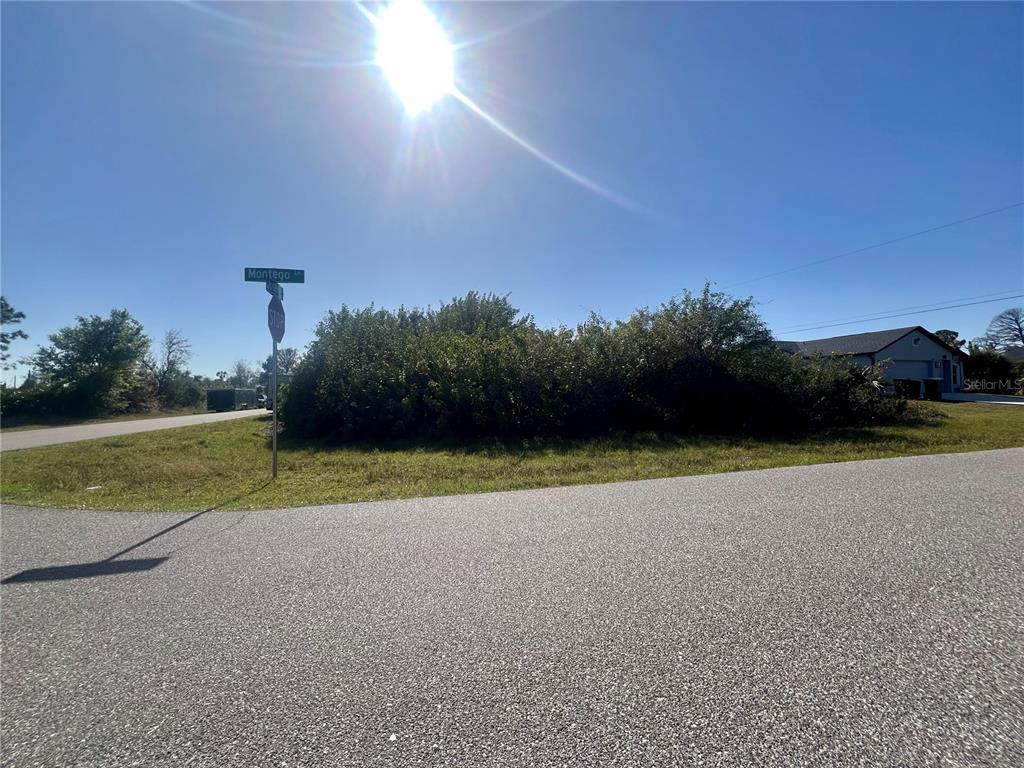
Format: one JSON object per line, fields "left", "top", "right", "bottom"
{"left": 964, "top": 345, "right": 1024, "bottom": 394}
{"left": 282, "top": 288, "right": 904, "bottom": 440}
{"left": 0, "top": 374, "right": 155, "bottom": 422}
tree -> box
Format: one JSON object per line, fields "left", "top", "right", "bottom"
{"left": 934, "top": 329, "right": 965, "bottom": 350}
{"left": 31, "top": 310, "right": 150, "bottom": 382}
{"left": 216, "top": 371, "right": 228, "bottom": 383}
{"left": 278, "top": 347, "right": 301, "bottom": 375}
{"left": 20, "top": 369, "right": 38, "bottom": 390}
{"left": 965, "top": 343, "right": 1017, "bottom": 393}
{"left": 228, "top": 360, "right": 256, "bottom": 388}
{"left": 28, "top": 309, "right": 151, "bottom": 414}
{"left": 144, "top": 330, "right": 193, "bottom": 407}
{"left": 1, "top": 296, "right": 28, "bottom": 369}
{"left": 981, "top": 307, "right": 1024, "bottom": 350}
{"left": 259, "top": 347, "right": 301, "bottom": 387}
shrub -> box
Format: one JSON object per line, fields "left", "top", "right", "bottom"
{"left": 281, "top": 288, "right": 905, "bottom": 441}
{"left": 1, "top": 374, "right": 155, "bottom": 422}
{"left": 791, "top": 356, "right": 907, "bottom": 428}
{"left": 1, "top": 386, "right": 66, "bottom": 421}
{"left": 964, "top": 346, "right": 1022, "bottom": 394}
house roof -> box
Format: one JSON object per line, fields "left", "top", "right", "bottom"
{"left": 778, "top": 326, "right": 962, "bottom": 357}
{"left": 1003, "top": 346, "right": 1024, "bottom": 363}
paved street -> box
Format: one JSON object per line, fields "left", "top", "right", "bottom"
{"left": 2, "top": 449, "right": 1022, "bottom": 767}
{"left": 0, "top": 409, "right": 269, "bottom": 452}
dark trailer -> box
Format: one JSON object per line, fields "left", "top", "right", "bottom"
{"left": 206, "top": 388, "right": 258, "bottom": 412}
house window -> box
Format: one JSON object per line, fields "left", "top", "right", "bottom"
{"left": 912, "top": 336, "right": 921, "bottom": 346}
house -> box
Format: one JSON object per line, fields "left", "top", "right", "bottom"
{"left": 778, "top": 326, "right": 965, "bottom": 395}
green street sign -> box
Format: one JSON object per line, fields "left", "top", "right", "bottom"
{"left": 244, "top": 267, "right": 305, "bottom": 284}
{"left": 265, "top": 281, "right": 284, "bottom": 300}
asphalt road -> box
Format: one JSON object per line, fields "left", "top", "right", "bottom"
{"left": 2, "top": 449, "right": 1022, "bottom": 767}
{"left": 0, "top": 409, "right": 269, "bottom": 452}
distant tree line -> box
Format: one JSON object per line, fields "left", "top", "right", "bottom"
{"left": 936, "top": 306, "right": 1024, "bottom": 394}
{"left": 3, "top": 292, "right": 1019, "bottom": 426}
{"left": 0, "top": 297, "right": 303, "bottom": 421}
{"left": 935, "top": 307, "right": 1024, "bottom": 353}
{"left": 281, "top": 287, "right": 911, "bottom": 441}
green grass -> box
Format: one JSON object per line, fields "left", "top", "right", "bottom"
{"left": 1, "top": 407, "right": 209, "bottom": 432}
{"left": 2, "top": 402, "right": 1022, "bottom": 512}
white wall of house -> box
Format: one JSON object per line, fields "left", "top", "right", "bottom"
{"left": 874, "top": 332, "right": 962, "bottom": 390}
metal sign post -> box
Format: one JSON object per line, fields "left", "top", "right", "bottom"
{"left": 247, "top": 267, "right": 300, "bottom": 481}
{"left": 267, "top": 295, "right": 286, "bottom": 479}
{"left": 271, "top": 339, "right": 278, "bottom": 478}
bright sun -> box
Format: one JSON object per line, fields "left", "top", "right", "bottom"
{"left": 375, "top": 0, "right": 454, "bottom": 115}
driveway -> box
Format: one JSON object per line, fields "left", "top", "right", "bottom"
{"left": 944, "top": 392, "right": 1024, "bottom": 406}
{"left": 2, "top": 449, "right": 1022, "bottom": 766}
{"left": 0, "top": 408, "right": 269, "bottom": 452}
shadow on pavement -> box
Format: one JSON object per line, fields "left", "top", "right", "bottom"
{"left": 1, "top": 481, "right": 271, "bottom": 585}
{"left": 1, "top": 557, "right": 169, "bottom": 583}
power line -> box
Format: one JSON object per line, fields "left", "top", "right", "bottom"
{"left": 726, "top": 202, "right": 1024, "bottom": 289}
{"left": 776, "top": 289, "right": 1024, "bottom": 334}
{"left": 777, "top": 294, "right": 1023, "bottom": 337}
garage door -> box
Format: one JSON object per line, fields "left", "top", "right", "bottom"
{"left": 883, "top": 360, "right": 931, "bottom": 380}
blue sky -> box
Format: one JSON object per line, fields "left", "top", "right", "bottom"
{"left": 3, "top": 1, "right": 1022, "bottom": 381}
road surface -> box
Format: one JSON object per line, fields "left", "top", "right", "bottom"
{"left": 0, "top": 409, "right": 269, "bottom": 452}
{"left": 2, "top": 449, "right": 1022, "bottom": 766}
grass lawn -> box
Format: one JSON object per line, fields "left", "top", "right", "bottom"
{"left": 1, "top": 402, "right": 1022, "bottom": 512}
{"left": 1, "top": 407, "right": 208, "bottom": 432}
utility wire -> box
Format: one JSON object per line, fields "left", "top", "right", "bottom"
{"left": 777, "top": 294, "right": 1024, "bottom": 337}
{"left": 776, "top": 289, "right": 1024, "bottom": 334}
{"left": 727, "top": 202, "right": 1023, "bottom": 289}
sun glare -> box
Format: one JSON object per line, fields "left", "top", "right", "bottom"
{"left": 375, "top": 0, "right": 454, "bottom": 115}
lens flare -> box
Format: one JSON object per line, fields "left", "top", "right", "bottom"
{"left": 374, "top": 0, "right": 454, "bottom": 115}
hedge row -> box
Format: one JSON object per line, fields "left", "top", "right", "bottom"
{"left": 281, "top": 288, "right": 905, "bottom": 440}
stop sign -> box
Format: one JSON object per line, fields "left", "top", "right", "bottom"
{"left": 268, "top": 296, "right": 285, "bottom": 343}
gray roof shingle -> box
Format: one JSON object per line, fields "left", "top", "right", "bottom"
{"left": 778, "top": 326, "right": 920, "bottom": 356}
